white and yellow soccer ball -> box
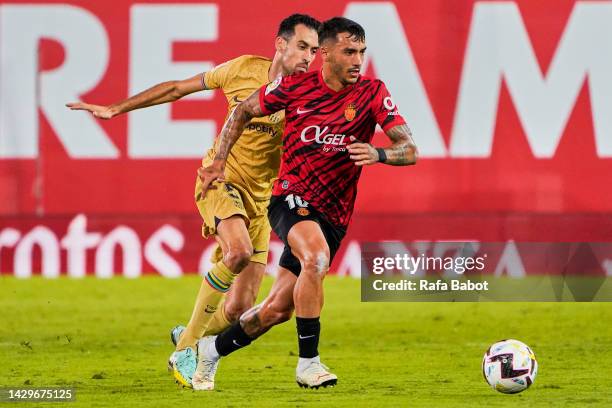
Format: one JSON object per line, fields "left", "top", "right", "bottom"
{"left": 482, "top": 339, "right": 538, "bottom": 394}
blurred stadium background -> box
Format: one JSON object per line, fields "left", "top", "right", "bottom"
{"left": 1, "top": 1, "right": 612, "bottom": 406}
{"left": 2, "top": 0, "right": 611, "bottom": 278}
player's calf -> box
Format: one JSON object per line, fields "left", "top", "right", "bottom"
{"left": 224, "top": 290, "right": 258, "bottom": 323}
{"left": 239, "top": 300, "right": 293, "bottom": 337}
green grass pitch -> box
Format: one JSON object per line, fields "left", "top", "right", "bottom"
{"left": 1, "top": 276, "right": 610, "bottom": 407}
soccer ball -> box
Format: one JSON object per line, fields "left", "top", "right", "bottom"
{"left": 482, "top": 339, "right": 538, "bottom": 394}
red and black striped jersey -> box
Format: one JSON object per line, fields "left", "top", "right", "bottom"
{"left": 258, "top": 70, "right": 406, "bottom": 228}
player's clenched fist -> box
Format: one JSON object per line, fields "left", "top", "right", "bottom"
{"left": 197, "top": 165, "right": 226, "bottom": 192}
{"left": 347, "top": 143, "right": 379, "bottom": 166}
{"left": 65, "top": 102, "right": 117, "bottom": 119}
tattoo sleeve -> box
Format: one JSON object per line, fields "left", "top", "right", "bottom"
{"left": 213, "top": 89, "right": 265, "bottom": 163}
{"left": 382, "top": 124, "right": 418, "bottom": 166}
{"left": 239, "top": 304, "right": 271, "bottom": 338}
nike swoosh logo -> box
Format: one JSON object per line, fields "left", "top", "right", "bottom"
{"left": 297, "top": 107, "right": 313, "bottom": 115}
{"left": 232, "top": 95, "right": 244, "bottom": 103}
{"left": 232, "top": 340, "right": 243, "bottom": 347}
{"left": 298, "top": 334, "right": 316, "bottom": 340}
{"left": 253, "top": 249, "right": 266, "bottom": 254}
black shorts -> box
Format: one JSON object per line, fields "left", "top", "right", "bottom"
{"left": 268, "top": 194, "right": 346, "bottom": 277}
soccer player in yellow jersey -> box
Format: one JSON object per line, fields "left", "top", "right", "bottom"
{"left": 66, "top": 14, "right": 321, "bottom": 389}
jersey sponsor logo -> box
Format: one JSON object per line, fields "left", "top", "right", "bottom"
{"left": 383, "top": 96, "right": 396, "bottom": 110}
{"left": 300, "top": 125, "right": 350, "bottom": 147}
{"left": 383, "top": 97, "right": 400, "bottom": 116}
{"left": 265, "top": 75, "right": 282, "bottom": 95}
{"left": 344, "top": 103, "right": 357, "bottom": 121}
{"left": 245, "top": 122, "right": 279, "bottom": 138}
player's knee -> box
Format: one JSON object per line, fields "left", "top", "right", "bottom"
{"left": 299, "top": 250, "right": 330, "bottom": 278}
{"left": 223, "top": 244, "right": 253, "bottom": 272}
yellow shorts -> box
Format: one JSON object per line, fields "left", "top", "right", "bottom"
{"left": 195, "top": 177, "right": 271, "bottom": 265}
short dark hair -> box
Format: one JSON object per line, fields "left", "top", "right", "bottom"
{"left": 318, "top": 17, "right": 365, "bottom": 44}
{"left": 277, "top": 14, "right": 321, "bottom": 39}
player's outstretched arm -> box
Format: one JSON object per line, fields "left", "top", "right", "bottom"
{"left": 347, "top": 124, "right": 418, "bottom": 166}
{"left": 65, "top": 73, "right": 206, "bottom": 119}
{"left": 198, "top": 89, "right": 266, "bottom": 191}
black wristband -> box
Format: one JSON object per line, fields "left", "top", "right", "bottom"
{"left": 376, "top": 147, "right": 387, "bottom": 163}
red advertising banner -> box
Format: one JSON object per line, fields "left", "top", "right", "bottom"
{"left": 1, "top": 214, "right": 611, "bottom": 277}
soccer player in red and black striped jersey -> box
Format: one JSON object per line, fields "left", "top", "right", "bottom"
{"left": 196, "top": 17, "right": 418, "bottom": 389}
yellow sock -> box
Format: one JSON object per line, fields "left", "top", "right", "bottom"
{"left": 176, "top": 262, "right": 237, "bottom": 351}
{"left": 203, "top": 298, "right": 233, "bottom": 336}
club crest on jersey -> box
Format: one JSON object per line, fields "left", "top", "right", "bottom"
{"left": 297, "top": 208, "right": 310, "bottom": 216}
{"left": 265, "top": 75, "right": 282, "bottom": 95}
{"left": 344, "top": 103, "right": 357, "bottom": 122}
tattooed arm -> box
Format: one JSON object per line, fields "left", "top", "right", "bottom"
{"left": 347, "top": 124, "right": 418, "bottom": 166}
{"left": 198, "top": 89, "right": 266, "bottom": 191}
{"left": 379, "top": 124, "right": 418, "bottom": 165}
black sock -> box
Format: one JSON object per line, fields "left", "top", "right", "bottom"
{"left": 296, "top": 316, "right": 320, "bottom": 358}
{"left": 214, "top": 322, "right": 253, "bottom": 356}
